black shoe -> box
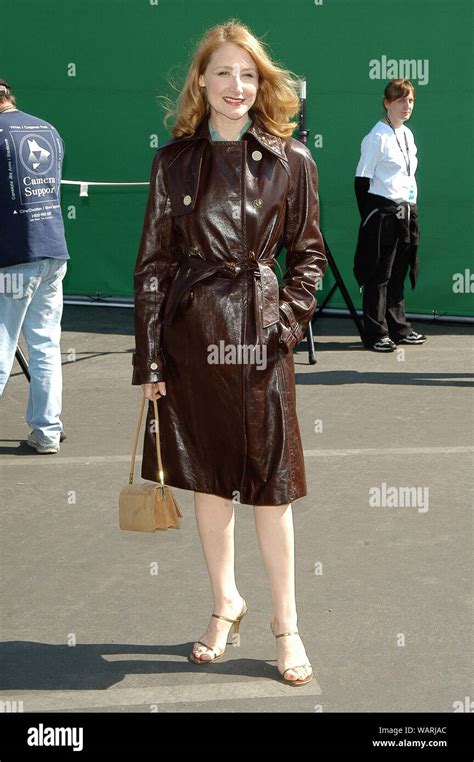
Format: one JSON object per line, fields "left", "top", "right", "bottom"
{"left": 395, "top": 332, "right": 427, "bottom": 345}
{"left": 60, "top": 431, "right": 67, "bottom": 442}
{"left": 370, "top": 337, "right": 397, "bottom": 352}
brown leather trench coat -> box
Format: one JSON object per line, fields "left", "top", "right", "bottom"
{"left": 132, "top": 110, "right": 327, "bottom": 506}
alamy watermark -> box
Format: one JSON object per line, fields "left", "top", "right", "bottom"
{"left": 369, "top": 55, "right": 429, "bottom": 86}
{"left": 452, "top": 269, "right": 474, "bottom": 293}
{"left": 452, "top": 696, "right": 473, "bottom": 712}
{"left": 27, "top": 724, "right": 83, "bottom": 752}
{"left": 207, "top": 341, "right": 267, "bottom": 370}
{"left": 369, "top": 482, "right": 429, "bottom": 513}
{"left": 0, "top": 699, "right": 24, "bottom": 712}
{"left": 0, "top": 271, "right": 24, "bottom": 299}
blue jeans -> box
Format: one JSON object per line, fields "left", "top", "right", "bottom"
{"left": 0, "top": 257, "right": 67, "bottom": 446}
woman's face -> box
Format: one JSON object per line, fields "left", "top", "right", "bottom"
{"left": 384, "top": 91, "right": 415, "bottom": 123}
{"left": 198, "top": 42, "right": 259, "bottom": 121}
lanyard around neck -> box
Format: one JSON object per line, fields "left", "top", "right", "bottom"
{"left": 386, "top": 116, "right": 411, "bottom": 176}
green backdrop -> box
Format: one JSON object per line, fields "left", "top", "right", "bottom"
{"left": 2, "top": 0, "right": 473, "bottom": 317}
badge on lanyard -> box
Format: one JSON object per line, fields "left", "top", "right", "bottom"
{"left": 408, "top": 185, "right": 415, "bottom": 201}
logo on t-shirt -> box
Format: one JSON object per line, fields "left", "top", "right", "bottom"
{"left": 19, "top": 134, "right": 54, "bottom": 175}
{"left": 6, "top": 129, "right": 61, "bottom": 205}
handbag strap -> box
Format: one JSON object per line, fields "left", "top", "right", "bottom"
{"left": 128, "top": 395, "right": 164, "bottom": 487}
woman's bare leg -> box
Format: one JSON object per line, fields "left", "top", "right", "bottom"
{"left": 253, "top": 502, "right": 312, "bottom": 681}
{"left": 191, "top": 492, "right": 245, "bottom": 661}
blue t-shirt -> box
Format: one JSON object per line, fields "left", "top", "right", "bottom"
{"left": 0, "top": 109, "right": 70, "bottom": 267}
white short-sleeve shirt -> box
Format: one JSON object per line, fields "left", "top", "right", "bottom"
{"left": 355, "top": 120, "right": 418, "bottom": 203}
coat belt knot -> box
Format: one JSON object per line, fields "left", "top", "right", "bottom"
{"left": 162, "top": 254, "right": 281, "bottom": 345}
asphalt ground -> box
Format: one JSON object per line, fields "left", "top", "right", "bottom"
{"left": 0, "top": 308, "right": 472, "bottom": 713}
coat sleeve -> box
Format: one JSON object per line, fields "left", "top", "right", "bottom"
{"left": 279, "top": 143, "right": 327, "bottom": 352}
{"left": 354, "top": 176, "right": 371, "bottom": 217}
{"left": 132, "top": 150, "right": 179, "bottom": 385}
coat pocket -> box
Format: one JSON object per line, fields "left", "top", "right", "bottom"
{"left": 277, "top": 301, "right": 304, "bottom": 353}
{"left": 168, "top": 189, "right": 197, "bottom": 217}
{"left": 166, "top": 141, "right": 205, "bottom": 217}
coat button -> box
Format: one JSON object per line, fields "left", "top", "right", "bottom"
{"left": 253, "top": 198, "right": 263, "bottom": 208}
{"left": 150, "top": 362, "right": 158, "bottom": 370}
{"left": 251, "top": 150, "right": 262, "bottom": 161}
{"left": 248, "top": 250, "right": 256, "bottom": 259}
{"left": 183, "top": 194, "right": 192, "bottom": 206}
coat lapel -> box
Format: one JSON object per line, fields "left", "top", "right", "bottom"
{"left": 162, "top": 111, "right": 289, "bottom": 218}
{"left": 160, "top": 110, "right": 289, "bottom": 162}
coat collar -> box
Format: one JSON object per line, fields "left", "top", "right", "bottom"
{"left": 164, "top": 110, "right": 288, "bottom": 163}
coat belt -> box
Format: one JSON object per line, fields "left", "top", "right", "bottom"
{"left": 162, "top": 252, "right": 281, "bottom": 345}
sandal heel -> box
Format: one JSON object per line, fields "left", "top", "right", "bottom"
{"left": 231, "top": 599, "right": 248, "bottom": 645}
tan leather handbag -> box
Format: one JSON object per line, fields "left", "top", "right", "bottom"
{"left": 119, "top": 395, "right": 182, "bottom": 532}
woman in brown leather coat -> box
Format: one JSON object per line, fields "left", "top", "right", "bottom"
{"left": 132, "top": 20, "right": 327, "bottom": 685}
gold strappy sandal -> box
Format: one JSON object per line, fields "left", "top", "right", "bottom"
{"left": 189, "top": 598, "right": 248, "bottom": 664}
{"left": 269, "top": 616, "right": 314, "bottom": 686}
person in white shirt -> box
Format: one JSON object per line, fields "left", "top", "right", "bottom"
{"left": 353, "top": 78, "right": 427, "bottom": 352}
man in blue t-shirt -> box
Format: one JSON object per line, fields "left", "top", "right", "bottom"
{"left": 0, "top": 78, "right": 70, "bottom": 453}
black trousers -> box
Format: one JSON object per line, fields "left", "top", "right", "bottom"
{"left": 362, "top": 236, "right": 414, "bottom": 345}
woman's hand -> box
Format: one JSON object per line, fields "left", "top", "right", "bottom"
{"left": 141, "top": 382, "right": 166, "bottom": 401}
